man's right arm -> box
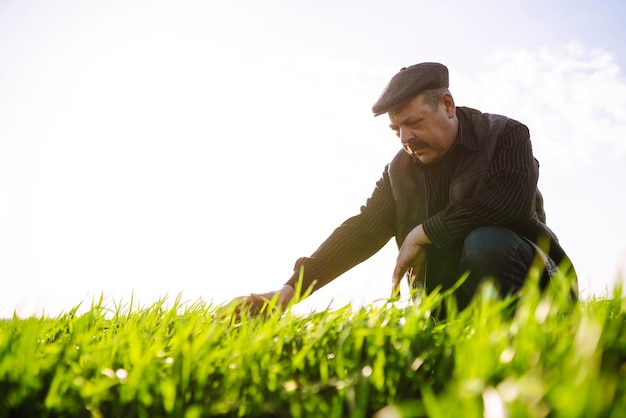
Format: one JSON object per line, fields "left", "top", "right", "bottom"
{"left": 231, "top": 165, "right": 397, "bottom": 313}
{"left": 285, "top": 166, "right": 397, "bottom": 294}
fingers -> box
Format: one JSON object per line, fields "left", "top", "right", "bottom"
{"left": 394, "top": 250, "right": 413, "bottom": 282}
{"left": 393, "top": 225, "right": 430, "bottom": 295}
{"left": 227, "top": 294, "right": 265, "bottom": 318}
{"left": 223, "top": 285, "right": 297, "bottom": 318}
{"left": 230, "top": 289, "right": 291, "bottom": 318}
{"left": 392, "top": 248, "right": 413, "bottom": 297}
{"left": 391, "top": 264, "right": 406, "bottom": 298}
{"left": 391, "top": 276, "right": 401, "bottom": 298}
{"left": 393, "top": 243, "right": 426, "bottom": 299}
{"left": 245, "top": 293, "right": 272, "bottom": 315}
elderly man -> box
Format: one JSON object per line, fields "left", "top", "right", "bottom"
{"left": 237, "top": 62, "right": 577, "bottom": 313}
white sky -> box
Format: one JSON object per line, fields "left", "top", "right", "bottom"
{"left": 1, "top": 0, "right": 625, "bottom": 317}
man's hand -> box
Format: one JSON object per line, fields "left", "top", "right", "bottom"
{"left": 231, "top": 284, "right": 295, "bottom": 316}
{"left": 392, "top": 224, "right": 431, "bottom": 297}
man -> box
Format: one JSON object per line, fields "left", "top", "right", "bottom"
{"left": 236, "top": 62, "right": 577, "bottom": 313}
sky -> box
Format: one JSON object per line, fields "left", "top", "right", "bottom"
{"left": 1, "top": 0, "right": 625, "bottom": 317}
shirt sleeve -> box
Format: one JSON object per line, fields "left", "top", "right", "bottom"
{"left": 286, "top": 166, "right": 396, "bottom": 293}
{"left": 423, "top": 120, "right": 539, "bottom": 248}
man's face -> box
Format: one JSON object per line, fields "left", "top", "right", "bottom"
{"left": 388, "top": 93, "right": 457, "bottom": 164}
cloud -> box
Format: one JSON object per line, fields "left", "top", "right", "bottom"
{"left": 453, "top": 42, "right": 626, "bottom": 169}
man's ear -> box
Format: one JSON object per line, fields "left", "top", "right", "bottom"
{"left": 441, "top": 93, "right": 456, "bottom": 118}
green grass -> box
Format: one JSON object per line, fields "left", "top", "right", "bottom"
{"left": 1, "top": 271, "right": 624, "bottom": 417}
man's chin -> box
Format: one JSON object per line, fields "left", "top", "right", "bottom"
{"left": 415, "top": 153, "right": 434, "bottom": 164}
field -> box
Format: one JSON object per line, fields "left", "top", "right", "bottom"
{"left": 1, "top": 272, "right": 624, "bottom": 418}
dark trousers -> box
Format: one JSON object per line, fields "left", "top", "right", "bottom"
{"left": 423, "top": 226, "right": 549, "bottom": 310}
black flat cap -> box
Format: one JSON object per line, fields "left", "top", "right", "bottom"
{"left": 372, "top": 62, "right": 449, "bottom": 116}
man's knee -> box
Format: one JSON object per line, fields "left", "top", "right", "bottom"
{"left": 459, "top": 226, "right": 534, "bottom": 294}
{"left": 462, "top": 226, "right": 524, "bottom": 265}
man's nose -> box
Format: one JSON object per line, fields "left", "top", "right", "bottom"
{"left": 399, "top": 128, "right": 412, "bottom": 145}
{"left": 399, "top": 129, "right": 414, "bottom": 154}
